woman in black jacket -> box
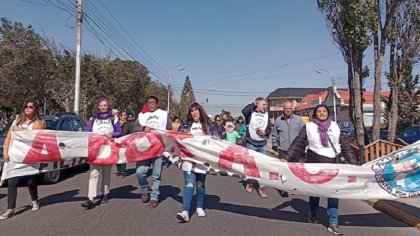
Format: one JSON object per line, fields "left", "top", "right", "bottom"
{"left": 285, "top": 104, "right": 357, "bottom": 235}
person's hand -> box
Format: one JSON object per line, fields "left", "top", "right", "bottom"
{"left": 279, "top": 158, "right": 287, "bottom": 162}
{"left": 144, "top": 126, "right": 152, "bottom": 133}
{"left": 256, "top": 129, "right": 266, "bottom": 137}
{"left": 104, "top": 133, "right": 114, "bottom": 140}
{"left": 272, "top": 146, "right": 278, "bottom": 152}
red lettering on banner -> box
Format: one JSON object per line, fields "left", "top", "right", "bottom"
{"left": 269, "top": 172, "right": 280, "bottom": 180}
{"left": 218, "top": 144, "right": 261, "bottom": 178}
{"left": 166, "top": 131, "right": 194, "bottom": 158}
{"left": 24, "top": 131, "right": 61, "bottom": 163}
{"left": 288, "top": 163, "right": 339, "bottom": 184}
{"left": 120, "top": 133, "right": 165, "bottom": 162}
{"left": 87, "top": 134, "right": 120, "bottom": 164}
{"left": 348, "top": 176, "right": 357, "bottom": 183}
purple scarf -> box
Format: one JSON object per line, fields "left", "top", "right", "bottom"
{"left": 313, "top": 118, "right": 331, "bottom": 148}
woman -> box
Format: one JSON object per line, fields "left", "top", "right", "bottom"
{"left": 0, "top": 100, "right": 45, "bottom": 220}
{"left": 285, "top": 104, "right": 357, "bottom": 235}
{"left": 81, "top": 98, "right": 122, "bottom": 209}
{"left": 116, "top": 111, "right": 128, "bottom": 178}
{"left": 176, "top": 102, "right": 211, "bottom": 222}
{"left": 171, "top": 116, "right": 181, "bottom": 132}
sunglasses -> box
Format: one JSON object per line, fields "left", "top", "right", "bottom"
{"left": 25, "top": 105, "right": 34, "bottom": 109}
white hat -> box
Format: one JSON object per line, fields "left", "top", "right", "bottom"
{"left": 112, "top": 109, "right": 119, "bottom": 115}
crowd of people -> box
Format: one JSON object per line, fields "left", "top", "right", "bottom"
{"left": 0, "top": 96, "right": 356, "bottom": 235}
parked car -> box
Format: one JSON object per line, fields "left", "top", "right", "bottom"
{"left": 398, "top": 126, "right": 420, "bottom": 144}
{"left": 0, "top": 112, "right": 87, "bottom": 184}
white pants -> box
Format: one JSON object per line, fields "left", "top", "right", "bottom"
{"left": 88, "top": 164, "right": 112, "bottom": 198}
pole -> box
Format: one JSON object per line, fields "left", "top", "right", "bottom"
{"left": 316, "top": 69, "right": 337, "bottom": 122}
{"left": 74, "top": 0, "right": 83, "bottom": 115}
{"left": 332, "top": 76, "right": 337, "bottom": 122}
{"left": 167, "top": 70, "right": 172, "bottom": 112}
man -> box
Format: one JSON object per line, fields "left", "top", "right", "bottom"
{"left": 132, "top": 96, "right": 171, "bottom": 208}
{"left": 112, "top": 109, "right": 119, "bottom": 125}
{"left": 272, "top": 101, "right": 305, "bottom": 197}
{"left": 242, "top": 97, "right": 271, "bottom": 198}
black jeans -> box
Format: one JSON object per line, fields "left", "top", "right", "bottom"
{"left": 7, "top": 175, "right": 38, "bottom": 209}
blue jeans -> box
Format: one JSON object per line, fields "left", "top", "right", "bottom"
{"left": 309, "top": 196, "right": 339, "bottom": 224}
{"left": 182, "top": 171, "right": 206, "bottom": 211}
{"left": 246, "top": 143, "right": 267, "bottom": 188}
{"left": 136, "top": 156, "right": 163, "bottom": 201}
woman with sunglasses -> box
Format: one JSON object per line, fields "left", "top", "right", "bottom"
{"left": 81, "top": 98, "right": 122, "bottom": 209}
{"left": 176, "top": 102, "right": 211, "bottom": 223}
{"left": 0, "top": 100, "right": 45, "bottom": 220}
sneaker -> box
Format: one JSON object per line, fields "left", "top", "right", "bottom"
{"left": 308, "top": 212, "right": 318, "bottom": 223}
{"left": 81, "top": 199, "right": 94, "bottom": 209}
{"left": 116, "top": 172, "right": 121, "bottom": 176}
{"left": 196, "top": 208, "right": 206, "bottom": 217}
{"left": 0, "top": 209, "right": 15, "bottom": 220}
{"left": 245, "top": 181, "right": 253, "bottom": 193}
{"left": 258, "top": 187, "right": 268, "bottom": 198}
{"left": 100, "top": 195, "right": 109, "bottom": 204}
{"left": 327, "top": 224, "right": 343, "bottom": 235}
{"left": 149, "top": 200, "right": 158, "bottom": 208}
{"left": 31, "top": 200, "right": 40, "bottom": 211}
{"left": 121, "top": 172, "right": 126, "bottom": 179}
{"left": 176, "top": 211, "right": 190, "bottom": 222}
{"left": 141, "top": 192, "right": 150, "bottom": 203}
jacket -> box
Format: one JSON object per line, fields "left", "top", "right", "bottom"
{"left": 272, "top": 114, "right": 305, "bottom": 152}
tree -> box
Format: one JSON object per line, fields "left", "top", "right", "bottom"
{"left": 318, "top": 0, "right": 373, "bottom": 162}
{"left": 179, "top": 76, "right": 196, "bottom": 119}
{"left": 386, "top": 0, "right": 420, "bottom": 142}
{"left": 395, "top": 68, "right": 420, "bottom": 132}
{"left": 370, "top": 0, "right": 403, "bottom": 141}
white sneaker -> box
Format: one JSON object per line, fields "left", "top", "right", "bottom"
{"left": 31, "top": 201, "right": 40, "bottom": 211}
{"left": 0, "top": 209, "right": 15, "bottom": 220}
{"left": 196, "top": 208, "right": 206, "bottom": 217}
{"left": 176, "top": 211, "right": 189, "bottom": 222}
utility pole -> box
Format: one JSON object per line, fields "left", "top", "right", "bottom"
{"left": 74, "top": 0, "right": 83, "bottom": 115}
{"left": 316, "top": 69, "right": 337, "bottom": 122}
{"left": 167, "top": 64, "right": 184, "bottom": 113}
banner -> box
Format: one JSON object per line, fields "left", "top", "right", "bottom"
{"left": 4, "top": 130, "right": 420, "bottom": 200}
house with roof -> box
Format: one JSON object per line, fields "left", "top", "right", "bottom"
{"left": 267, "top": 87, "right": 326, "bottom": 120}
{"left": 294, "top": 87, "right": 390, "bottom": 130}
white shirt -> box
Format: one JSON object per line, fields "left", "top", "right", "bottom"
{"left": 138, "top": 109, "right": 168, "bottom": 130}
{"left": 190, "top": 122, "right": 203, "bottom": 135}
{"left": 306, "top": 121, "right": 341, "bottom": 158}
{"left": 92, "top": 118, "right": 114, "bottom": 135}
{"left": 248, "top": 111, "right": 269, "bottom": 141}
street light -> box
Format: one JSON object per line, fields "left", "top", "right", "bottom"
{"left": 167, "top": 64, "right": 185, "bottom": 113}
{"left": 316, "top": 69, "right": 337, "bottom": 122}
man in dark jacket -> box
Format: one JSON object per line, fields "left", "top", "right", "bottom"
{"left": 242, "top": 97, "right": 271, "bottom": 198}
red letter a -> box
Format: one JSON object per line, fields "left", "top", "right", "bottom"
{"left": 24, "top": 131, "right": 61, "bottom": 163}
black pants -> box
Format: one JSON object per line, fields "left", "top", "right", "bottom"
{"left": 7, "top": 175, "right": 38, "bottom": 209}
{"left": 116, "top": 164, "right": 126, "bottom": 173}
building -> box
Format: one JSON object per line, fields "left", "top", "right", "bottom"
{"left": 294, "top": 87, "right": 390, "bottom": 130}
{"left": 267, "top": 87, "right": 326, "bottom": 120}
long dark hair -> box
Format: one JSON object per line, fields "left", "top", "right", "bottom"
{"left": 312, "top": 104, "right": 330, "bottom": 119}
{"left": 17, "top": 99, "right": 41, "bottom": 125}
{"left": 186, "top": 102, "right": 210, "bottom": 135}
{"left": 92, "top": 98, "right": 112, "bottom": 118}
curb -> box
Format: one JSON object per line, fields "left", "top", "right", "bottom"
{"left": 365, "top": 200, "right": 420, "bottom": 230}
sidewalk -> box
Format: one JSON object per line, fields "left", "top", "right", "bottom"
{"left": 366, "top": 198, "right": 420, "bottom": 229}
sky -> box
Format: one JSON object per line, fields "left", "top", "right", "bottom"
{"left": 1, "top": 0, "right": 418, "bottom": 117}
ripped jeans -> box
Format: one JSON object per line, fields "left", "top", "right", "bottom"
{"left": 182, "top": 171, "right": 207, "bottom": 211}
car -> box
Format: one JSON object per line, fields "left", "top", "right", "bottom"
{"left": 398, "top": 126, "right": 420, "bottom": 144}
{"left": 0, "top": 112, "right": 87, "bottom": 184}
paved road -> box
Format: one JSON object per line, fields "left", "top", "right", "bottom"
{"left": 0, "top": 164, "right": 417, "bottom": 236}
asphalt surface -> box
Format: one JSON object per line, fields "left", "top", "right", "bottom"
{"left": 0, "top": 163, "right": 418, "bottom": 236}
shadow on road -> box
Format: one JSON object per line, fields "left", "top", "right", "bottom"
{"left": 108, "top": 185, "right": 139, "bottom": 199}
{"left": 206, "top": 196, "right": 410, "bottom": 228}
